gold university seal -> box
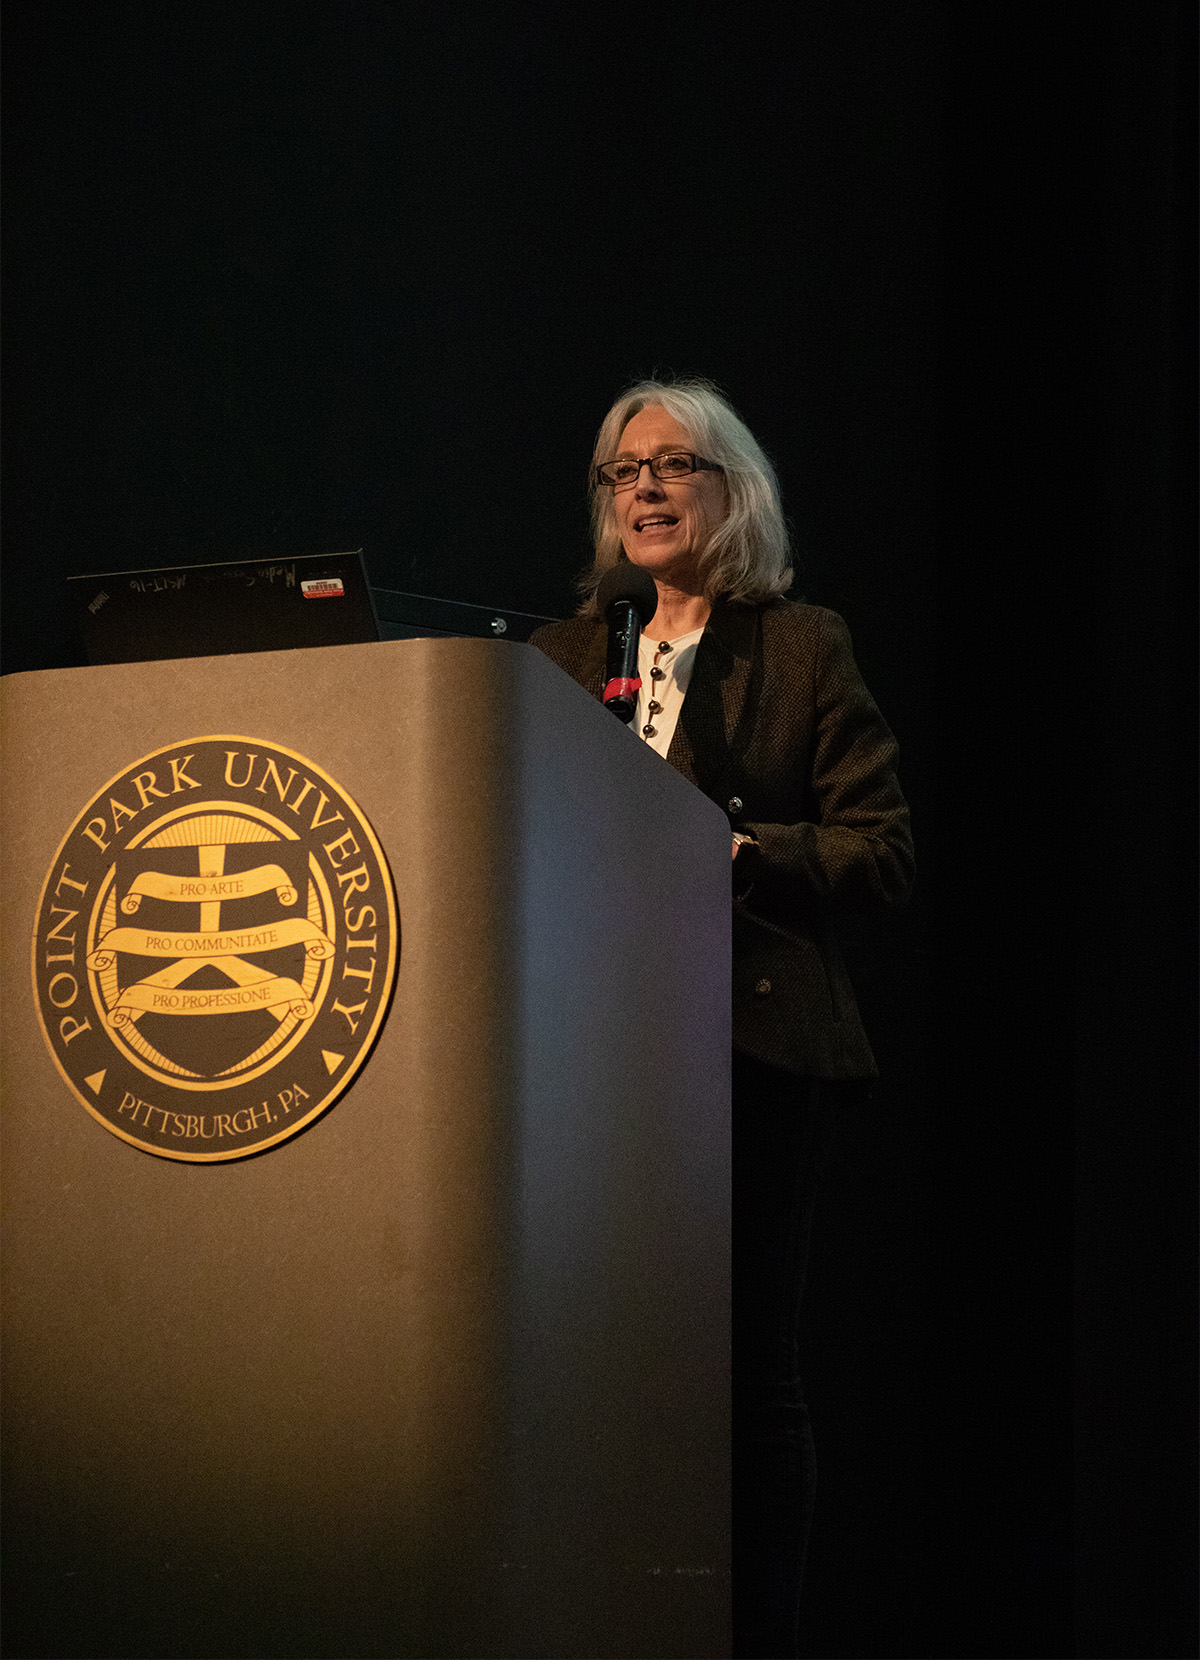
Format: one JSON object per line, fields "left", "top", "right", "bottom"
{"left": 31, "top": 736, "right": 398, "bottom": 1160}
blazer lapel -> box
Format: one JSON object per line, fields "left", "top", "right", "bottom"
{"left": 667, "top": 598, "right": 759, "bottom": 797}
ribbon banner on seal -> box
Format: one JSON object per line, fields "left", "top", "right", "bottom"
{"left": 119, "top": 863, "right": 299, "bottom": 911}
{"left": 88, "top": 915, "right": 333, "bottom": 964}
{"left": 87, "top": 844, "right": 333, "bottom": 1028}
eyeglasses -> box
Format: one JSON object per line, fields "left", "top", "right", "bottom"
{"left": 595, "top": 451, "right": 723, "bottom": 488}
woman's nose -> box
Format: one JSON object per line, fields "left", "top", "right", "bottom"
{"left": 634, "top": 463, "right": 665, "bottom": 497}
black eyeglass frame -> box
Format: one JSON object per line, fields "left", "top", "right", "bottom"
{"left": 594, "top": 452, "right": 724, "bottom": 488}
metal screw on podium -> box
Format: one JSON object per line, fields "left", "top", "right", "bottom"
{"left": 491, "top": 616, "right": 508, "bottom": 634}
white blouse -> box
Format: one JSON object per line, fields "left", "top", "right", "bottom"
{"left": 634, "top": 625, "right": 706, "bottom": 759}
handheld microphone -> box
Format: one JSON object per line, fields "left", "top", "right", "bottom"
{"left": 596, "top": 564, "right": 658, "bottom": 723}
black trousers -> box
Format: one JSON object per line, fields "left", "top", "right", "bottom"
{"left": 732, "top": 1052, "right": 833, "bottom": 1660}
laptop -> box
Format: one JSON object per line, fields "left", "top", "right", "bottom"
{"left": 69, "top": 551, "right": 381, "bottom": 667}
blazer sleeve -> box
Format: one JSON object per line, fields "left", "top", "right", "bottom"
{"left": 740, "top": 609, "right": 914, "bottom": 921}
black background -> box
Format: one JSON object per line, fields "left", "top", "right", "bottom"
{"left": 3, "top": 3, "right": 1195, "bottom": 1657}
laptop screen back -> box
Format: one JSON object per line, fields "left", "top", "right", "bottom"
{"left": 69, "top": 551, "right": 380, "bottom": 667}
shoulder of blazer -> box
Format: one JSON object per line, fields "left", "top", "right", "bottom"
{"left": 757, "top": 598, "right": 846, "bottom": 643}
{"left": 754, "top": 600, "right": 855, "bottom": 684}
{"left": 529, "top": 598, "right": 848, "bottom": 695}
{"left": 528, "top": 615, "right": 605, "bottom": 689}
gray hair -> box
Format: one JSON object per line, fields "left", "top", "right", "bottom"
{"left": 578, "top": 377, "right": 794, "bottom": 612}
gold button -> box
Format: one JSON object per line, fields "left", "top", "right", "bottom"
{"left": 754, "top": 978, "right": 772, "bottom": 996}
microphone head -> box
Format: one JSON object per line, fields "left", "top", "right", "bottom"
{"left": 596, "top": 562, "right": 658, "bottom": 628}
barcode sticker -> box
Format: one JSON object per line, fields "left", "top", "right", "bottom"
{"left": 301, "top": 578, "right": 345, "bottom": 598}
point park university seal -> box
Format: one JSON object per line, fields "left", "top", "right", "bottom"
{"left": 32, "top": 737, "right": 398, "bottom": 1161}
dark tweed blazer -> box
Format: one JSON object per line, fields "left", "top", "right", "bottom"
{"left": 530, "top": 597, "right": 913, "bottom": 1081}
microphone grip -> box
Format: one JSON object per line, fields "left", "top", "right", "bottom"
{"left": 603, "top": 599, "right": 643, "bottom": 724}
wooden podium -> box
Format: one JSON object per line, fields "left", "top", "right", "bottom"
{"left": 0, "top": 638, "right": 731, "bottom": 1660}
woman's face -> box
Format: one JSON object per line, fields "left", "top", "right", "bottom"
{"left": 609, "top": 405, "right": 727, "bottom": 589}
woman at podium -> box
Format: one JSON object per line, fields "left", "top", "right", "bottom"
{"left": 531, "top": 376, "right": 913, "bottom": 1659}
